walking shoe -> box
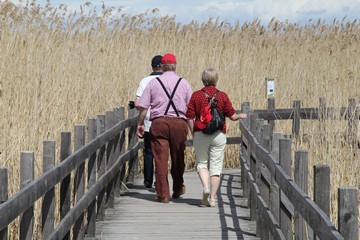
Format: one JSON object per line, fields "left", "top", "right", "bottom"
{"left": 172, "top": 185, "right": 186, "bottom": 199}
{"left": 157, "top": 197, "right": 169, "bottom": 203}
{"left": 208, "top": 197, "right": 217, "bottom": 207}
{"left": 144, "top": 181, "right": 152, "bottom": 189}
{"left": 201, "top": 189, "right": 210, "bottom": 206}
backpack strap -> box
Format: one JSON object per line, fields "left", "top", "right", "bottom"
{"left": 156, "top": 77, "right": 183, "bottom": 117}
{"left": 201, "top": 90, "right": 219, "bottom": 106}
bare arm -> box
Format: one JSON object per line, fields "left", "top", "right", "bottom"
{"left": 136, "top": 107, "right": 148, "bottom": 138}
{"left": 229, "top": 113, "right": 247, "bottom": 121}
{"left": 187, "top": 119, "right": 194, "bottom": 137}
{"left": 134, "top": 98, "right": 141, "bottom": 110}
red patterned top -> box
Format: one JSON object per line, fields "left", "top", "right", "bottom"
{"left": 186, "top": 86, "right": 236, "bottom": 133}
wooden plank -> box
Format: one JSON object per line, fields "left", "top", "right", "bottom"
{"left": 42, "top": 141, "right": 55, "bottom": 239}
{"left": 338, "top": 187, "right": 359, "bottom": 240}
{"left": 95, "top": 169, "right": 259, "bottom": 240}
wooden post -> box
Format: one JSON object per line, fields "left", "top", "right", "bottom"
{"left": 279, "top": 138, "right": 292, "bottom": 240}
{"left": 73, "top": 124, "right": 86, "bottom": 240}
{"left": 97, "top": 115, "right": 106, "bottom": 221}
{"left": 292, "top": 100, "right": 301, "bottom": 138}
{"left": 0, "top": 168, "right": 8, "bottom": 240}
{"left": 240, "top": 102, "right": 250, "bottom": 204}
{"left": 249, "top": 114, "right": 259, "bottom": 137}
{"left": 313, "top": 165, "right": 330, "bottom": 240}
{"left": 86, "top": 119, "right": 97, "bottom": 237}
{"left": 42, "top": 141, "right": 55, "bottom": 239}
{"left": 319, "top": 97, "right": 326, "bottom": 143}
{"left": 126, "top": 107, "right": 139, "bottom": 185}
{"left": 116, "top": 107, "right": 127, "bottom": 192}
{"left": 338, "top": 187, "right": 359, "bottom": 240}
{"left": 59, "top": 132, "right": 71, "bottom": 239}
{"left": 294, "top": 150, "right": 309, "bottom": 240}
{"left": 270, "top": 133, "right": 281, "bottom": 225}
{"left": 241, "top": 101, "right": 251, "bottom": 127}
{"left": 268, "top": 97, "right": 275, "bottom": 133}
{"left": 347, "top": 98, "right": 356, "bottom": 147}
{"left": 20, "top": 151, "right": 34, "bottom": 240}
{"left": 113, "top": 107, "right": 122, "bottom": 196}
{"left": 105, "top": 110, "right": 116, "bottom": 208}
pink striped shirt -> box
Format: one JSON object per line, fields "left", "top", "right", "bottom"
{"left": 138, "top": 71, "right": 193, "bottom": 120}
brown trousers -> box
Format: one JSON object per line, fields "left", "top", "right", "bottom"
{"left": 150, "top": 117, "right": 188, "bottom": 199}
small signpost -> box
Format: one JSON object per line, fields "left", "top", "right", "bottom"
{"left": 266, "top": 77, "right": 275, "bottom": 98}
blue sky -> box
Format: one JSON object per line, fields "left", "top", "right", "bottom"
{"left": 10, "top": 0, "right": 360, "bottom": 25}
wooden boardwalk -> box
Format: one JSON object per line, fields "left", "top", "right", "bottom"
{"left": 95, "top": 168, "right": 258, "bottom": 240}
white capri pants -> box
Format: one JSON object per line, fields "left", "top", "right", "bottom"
{"left": 193, "top": 130, "right": 227, "bottom": 176}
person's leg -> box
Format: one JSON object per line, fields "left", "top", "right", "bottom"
{"left": 194, "top": 131, "right": 212, "bottom": 205}
{"left": 194, "top": 132, "right": 211, "bottom": 190}
{"left": 208, "top": 132, "right": 226, "bottom": 204}
{"left": 143, "top": 131, "right": 154, "bottom": 188}
{"left": 168, "top": 118, "right": 188, "bottom": 197}
{"left": 210, "top": 175, "right": 221, "bottom": 200}
{"left": 150, "top": 118, "right": 170, "bottom": 201}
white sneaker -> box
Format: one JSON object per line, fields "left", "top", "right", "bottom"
{"left": 201, "top": 189, "right": 210, "bottom": 206}
{"left": 208, "top": 197, "right": 216, "bottom": 207}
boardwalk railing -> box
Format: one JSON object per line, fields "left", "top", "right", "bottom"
{"left": 0, "top": 107, "right": 139, "bottom": 240}
{"left": 239, "top": 98, "right": 359, "bottom": 240}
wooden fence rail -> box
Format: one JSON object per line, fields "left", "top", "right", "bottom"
{"left": 0, "top": 107, "right": 139, "bottom": 240}
{"left": 239, "top": 98, "right": 359, "bottom": 240}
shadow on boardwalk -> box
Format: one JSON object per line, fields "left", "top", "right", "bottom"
{"left": 95, "top": 168, "right": 258, "bottom": 240}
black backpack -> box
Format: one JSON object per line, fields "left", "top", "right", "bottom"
{"left": 201, "top": 90, "right": 225, "bottom": 135}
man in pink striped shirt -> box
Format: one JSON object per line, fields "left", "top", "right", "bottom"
{"left": 137, "top": 53, "right": 192, "bottom": 203}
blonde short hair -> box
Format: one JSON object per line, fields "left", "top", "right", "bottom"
{"left": 201, "top": 68, "right": 218, "bottom": 86}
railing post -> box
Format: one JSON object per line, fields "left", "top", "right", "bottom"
{"left": 126, "top": 107, "right": 139, "bottom": 185}
{"left": 118, "top": 108, "right": 127, "bottom": 191}
{"left": 268, "top": 97, "right": 275, "bottom": 133}
{"left": 241, "top": 101, "right": 251, "bottom": 128}
{"left": 0, "top": 168, "right": 8, "bottom": 240}
{"left": 240, "top": 102, "right": 250, "bottom": 201}
{"left": 319, "top": 97, "right": 326, "bottom": 143}
{"left": 260, "top": 123, "right": 272, "bottom": 239}
{"left": 347, "top": 98, "right": 357, "bottom": 147}
{"left": 105, "top": 110, "right": 116, "bottom": 208}
{"left": 270, "top": 132, "right": 281, "bottom": 226}
{"left": 294, "top": 150, "right": 309, "bottom": 240}
{"left": 86, "top": 119, "right": 97, "bottom": 237}
{"left": 313, "top": 164, "right": 330, "bottom": 240}
{"left": 338, "top": 187, "right": 359, "bottom": 240}
{"left": 42, "top": 140, "right": 55, "bottom": 239}
{"left": 20, "top": 151, "right": 34, "bottom": 240}
{"left": 279, "top": 138, "right": 292, "bottom": 239}
{"left": 73, "top": 124, "right": 86, "bottom": 240}
{"left": 113, "top": 107, "right": 124, "bottom": 196}
{"left": 292, "top": 100, "right": 301, "bottom": 138}
{"left": 97, "top": 115, "right": 106, "bottom": 221}
{"left": 60, "top": 131, "right": 72, "bottom": 239}
{"left": 248, "top": 113, "right": 258, "bottom": 221}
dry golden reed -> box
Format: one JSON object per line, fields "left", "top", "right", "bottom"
{"left": 0, "top": 1, "right": 359, "bottom": 238}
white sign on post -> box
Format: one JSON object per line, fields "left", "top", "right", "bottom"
{"left": 266, "top": 78, "right": 275, "bottom": 98}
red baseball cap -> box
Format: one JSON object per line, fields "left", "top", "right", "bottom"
{"left": 197, "top": 105, "right": 212, "bottom": 129}
{"left": 161, "top": 53, "right": 176, "bottom": 64}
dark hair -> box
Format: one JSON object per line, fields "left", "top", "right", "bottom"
{"left": 151, "top": 55, "right": 162, "bottom": 68}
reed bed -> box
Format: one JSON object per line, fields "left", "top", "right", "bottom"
{"left": 0, "top": 1, "right": 359, "bottom": 238}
